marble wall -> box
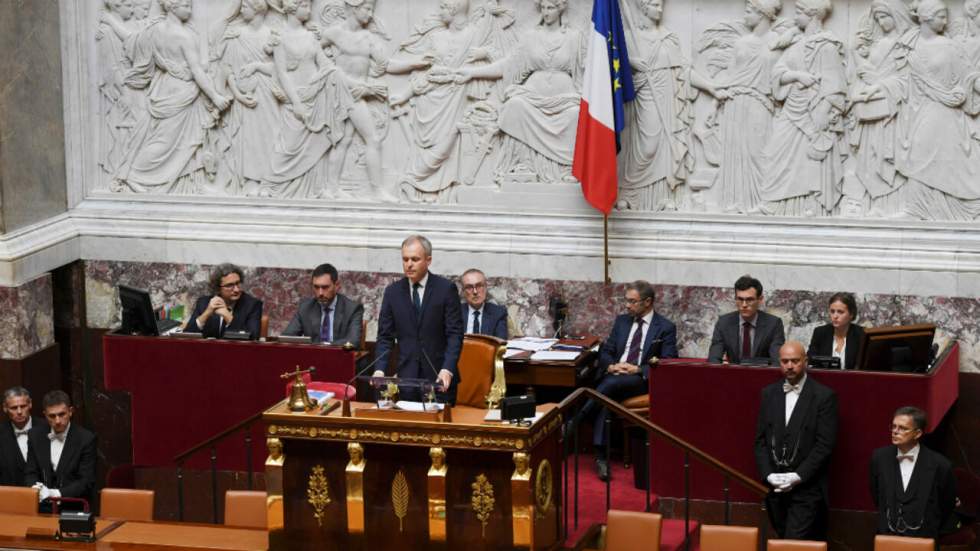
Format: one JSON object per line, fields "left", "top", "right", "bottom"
{"left": 84, "top": 259, "right": 979, "bottom": 372}
{"left": 0, "top": 274, "right": 55, "bottom": 360}
{"left": 0, "top": 0, "right": 67, "bottom": 233}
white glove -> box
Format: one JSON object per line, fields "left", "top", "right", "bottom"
{"left": 36, "top": 485, "right": 50, "bottom": 502}
{"left": 48, "top": 489, "right": 61, "bottom": 500}
{"left": 766, "top": 473, "right": 784, "bottom": 488}
{"left": 778, "top": 472, "right": 802, "bottom": 491}
{"left": 371, "top": 370, "right": 385, "bottom": 378}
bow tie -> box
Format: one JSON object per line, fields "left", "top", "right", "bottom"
{"left": 48, "top": 432, "right": 66, "bottom": 443}
{"left": 783, "top": 381, "right": 802, "bottom": 394}
{"left": 14, "top": 428, "right": 29, "bottom": 437}
{"left": 897, "top": 454, "right": 914, "bottom": 462}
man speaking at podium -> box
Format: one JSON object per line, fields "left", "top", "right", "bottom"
{"left": 374, "top": 235, "right": 464, "bottom": 403}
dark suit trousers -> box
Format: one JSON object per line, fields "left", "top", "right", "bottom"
{"left": 578, "top": 374, "right": 646, "bottom": 449}
{"left": 766, "top": 482, "right": 827, "bottom": 540}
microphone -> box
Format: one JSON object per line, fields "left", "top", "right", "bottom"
{"left": 418, "top": 340, "right": 446, "bottom": 392}
{"left": 342, "top": 350, "right": 389, "bottom": 416}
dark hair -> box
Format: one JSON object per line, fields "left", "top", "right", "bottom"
{"left": 734, "top": 275, "right": 763, "bottom": 297}
{"left": 894, "top": 406, "right": 927, "bottom": 431}
{"left": 312, "top": 263, "right": 339, "bottom": 282}
{"left": 625, "top": 280, "right": 655, "bottom": 302}
{"left": 209, "top": 264, "right": 245, "bottom": 294}
{"left": 3, "top": 386, "right": 30, "bottom": 403}
{"left": 828, "top": 292, "right": 858, "bottom": 320}
{"left": 42, "top": 390, "right": 71, "bottom": 410}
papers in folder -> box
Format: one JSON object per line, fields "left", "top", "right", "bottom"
{"left": 506, "top": 337, "right": 558, "bottom": 352}
{"left": 530, "top": 350, "right": 580, "bottom": 361}
{"left": 395, "top": 401, "right": 444, "bottom": 412}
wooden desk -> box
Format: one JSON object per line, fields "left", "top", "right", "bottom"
{"left": 0, "top": 513, "right": 267, "bottom": 550}
{"left": 504, "top": 336, "right": 599, "bottom": 388}
{"left": 263, "top": 399, "right": 563, "bottom": 550}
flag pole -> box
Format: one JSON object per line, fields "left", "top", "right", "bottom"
{"left": 603, "top": 214, "right": 611, "bottom": 285}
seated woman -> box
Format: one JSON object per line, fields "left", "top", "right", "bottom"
{"left": 808, "top": 292, "right": 864, "bottom": 369}
{"left": 183, "top": 263, "right": 263, "bottom": 340}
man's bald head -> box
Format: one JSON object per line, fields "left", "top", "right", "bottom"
{"left": 779, "top": 340, "right": 807, "bottom": 385}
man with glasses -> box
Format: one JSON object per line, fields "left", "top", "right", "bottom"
{"left": 458, "top": 269, "right": 508, "bottom": 340}
{"left": 283, "top": 263, "right": 365, "bottom": 346}
{"left": 708, "top": 274, "right": 785, "bottom": 365}
{"left": 754, "top": 341, "right": 837, "bottom": 540}
{"left": 184, "top": 263, "right": 263, "bottom": 339}
{"left": 580, "top": 280, "right": 677, "bottom": 481}
{"left": 870, "top": 406, "right": 957, "bottom": 539}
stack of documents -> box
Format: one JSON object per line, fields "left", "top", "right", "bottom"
{"left": 506, "top": 337, "right": 558, "bottom": 352}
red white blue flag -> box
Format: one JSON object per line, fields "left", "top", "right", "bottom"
{"left": 572, "top": 0, "right": 635, "bottom": 215}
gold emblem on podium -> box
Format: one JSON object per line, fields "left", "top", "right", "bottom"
{"left": 535, "top": 459, "right": 553, "bottom": 518}
{"left": 391, "top": 469, "right": 410, "bottom": 532}
{"left": 306, "top": 465, "right": 331, "bottom": 527}
{"left": 471, "top": 473, "right": 495, "bottom": 538}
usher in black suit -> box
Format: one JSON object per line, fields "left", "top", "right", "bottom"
{"left": 870, "top": 444, "right": 957, "bottom": 539}
{"left": 24, "top": 423, "right": 97, "bottom": 503}
{"left": 754, "top": 375, "right": 838, "bottom": 540}
{"left": 0, "top": 416, "right": 43, "bottom": 486}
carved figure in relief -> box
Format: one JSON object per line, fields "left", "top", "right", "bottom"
{"left": 96, "top": 0, "right": 139, "bottom": 176}
{"left": 616, "top": 0, "right": 694, "bottom": 211}
{"left": 263, "top": 0, "right": 356, "bottom": 198}
{"left": 457, "top": 0, "right": 582, "bottom": 185}
{"left": 112, "top": 0, "right": 231, "bottom": 194}
{"left": 387, "top": 0, "right": 501, "bottom": 203}
{"left": 848, "top": 0, "right": 913, "bottom": 217}
{"left": 210, "top": 0, "right": 283, "bottom": 196}
{"left": 758, "top": 0, "right": 847, "bottom": 217}
{"left": 133, "top": 0, "right": 152, "bottom": 20}
{"left": 318, "top": 0, "right": 394, "bottom": 200}
{"left": 695, "top": 0, "right": 789, "bottom": 214}
{"left": 896, "top": 0, "right": 980, "bottom": 220}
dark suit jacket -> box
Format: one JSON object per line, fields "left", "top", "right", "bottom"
{"left": 460, "top": 301, "right": 508, "bottom": 340}
{"left": 0, "top": 416, "right": 44, "bottom": 487}
{"left": 708, "top": 310, "right": 786, "bottom": 364}
{"left": 808, "top": 323, "right": 864, "bottom": 370}
{"left": 598, "top": 313, "right": 679, "bottom": 378}
{"left": 376, "top": 273, "right": 464, "bottom": 392}
{"left": 282, "top": 294, "right": 364, "bottom": 346}
{"left": 24, "top": 424, "right": 97, "bottom": 501}
{"left": 870, "top": 444, "right": 957, "bottom": 538}
{"left": 184, "top": 292, "right": 263, "bottom": 340}
{"left": 754, "top": 375, "right": 838, "bottom": 500}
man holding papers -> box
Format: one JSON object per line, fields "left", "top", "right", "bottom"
{"left": 579, "top": 280, "right": 678, "bottom": 481}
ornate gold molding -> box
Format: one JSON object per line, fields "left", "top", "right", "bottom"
{"left": 265, "top": 438, "right": 285, "bottom": 532}
{"left": 535, "top": 459, "right": 553, "bottom": 519}
{"left": 471, "top": 473, "right": 495, "bottom": 538}
{"left": 268, "top": 422, "right": 529, "bottom": 451}
{"left": 391, "top": 469, "right": 410, "bottom": 532}
{"left": 306, "top": 465, "right": 331, "bottom": 528}
{"left": 427, "top": 447, "right": 447, "bottom": 542}
{"left": 511, "top": 453, "right": 532, "bottom": 548}
{"left": 346, "top": 443, "right": 365, "bottom": 534}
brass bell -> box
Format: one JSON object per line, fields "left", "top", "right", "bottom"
{"left": 281, "top": 366, "right": 318, "bottom": 412}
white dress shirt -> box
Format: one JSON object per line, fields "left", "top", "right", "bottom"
{"left": 897, "top": 444, "right": 920, "bottom": 491}
{"left": 784, "top": 374, "right": 807, "bottom": 425}
{"left": 410, "top": 273, "right": 429, "bottom": 305}
{"left": 13, "top": 418, "right": 32, "bottom": 461}
{"left": 618, "top": 310, "right": 655, "bottom": 364}
{"left": 50, "top": 424, "right": 70, "bottom": 471}
{"left": 832, "top": 336, "right": 846, "bottom": 368}
{"left": 466, "top": 304, "right": 485, "bottom": 333}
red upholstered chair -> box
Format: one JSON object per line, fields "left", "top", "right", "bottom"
{"left": 260, "top": 315, "right": 269, "bottom": 340}
{"left": 224, "top": 490, "right": 267, "bottom": 528}
{"left": 621, "top": 394, "right": 649, "bottom": 469}
{"left": 700, "top": 524, "right": 758, "bottom": 551}
{"left": 767, "top": 540, "right": 828, "bottom": 551}
{"left": 604, "top": 510, "right": 662, "bottom": 551}
{"left": 0, "top": 485, "right": 38, "bottom": 515}
{"left": 284, "top": 373, "right": 356, "bottom": 401}
{"left": 100, "top": 488, "right": 154, "bottom": 521}
{"left": 873, "top": 535, "right": 934, "bottom": 551}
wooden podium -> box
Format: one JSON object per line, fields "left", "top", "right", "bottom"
{"left": 262, "top": 400, "right": 563, "bottom": 550}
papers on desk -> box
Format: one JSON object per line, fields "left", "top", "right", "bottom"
{"left": 506, "top": 337, "right": 558, "bottom": 352}
{"left": 483, "top": 409, "right": 546, "bottom": 423}
{"left": 308, "top": 390, "right": 335, "bottom": 404}
{"left": 395, "top": 401, "right": 444, "bottom": 412}
{"left": 530, "top": 350, "right": 581, "bottom": 361}
{"left": 504, "top": 349, "right": 526, "bottom": 359}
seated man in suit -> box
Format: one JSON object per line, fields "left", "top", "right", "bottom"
{"left": 0, "top": 387, "right": 43, "bottom": 487}
{"left": 282, "top": 263, "right": 364, "bottom": 346}
{"left": 373, "top": 235, "right": 464, "bottom": 402}
{"left": 870, "top": 406, "right": 957, "bottom": 539}
{"left": 709, "top": 275, "right": 785, "bottom": 365}
{"left": 25, "top": 391, "right": 97, "bottom": 510}
{"left": 459, "top": 268, "right": 508, "bottom": 340}
{"left": 580, "top": 280, "right": 678, "bottom": 481}
{"left": 755, "top": 341, "right": 838, "bottom": 540}
{"left": 184, "top": 263, "right": 263, "bottom": 340}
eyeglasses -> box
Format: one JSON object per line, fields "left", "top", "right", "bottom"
{"left": 890, "top": 424, "right": 917, "bottom": 434}
{"left": 463, "top": 283, "right": 486, "bottom": 292}
{"left": 220, "top": 280, "right": 243, "bottom": 290}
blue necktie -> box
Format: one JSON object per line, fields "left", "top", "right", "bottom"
{"left": 472, "top": 310, "right": 481, "bottom": 334}
{"left": 412, "top": 282, "right": 422, "bottom": 318}
{"left": 626, "top": 318, "right": 644, "bottom": 365}
{"left": 320, "top": 306, "right": 332, "bottom": 342}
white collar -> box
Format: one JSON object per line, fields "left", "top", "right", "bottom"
{"left": 897, "top": 443, "right": 920, "bottom": 460}
{"left": 49, "top": 423, "right": 70, "bottom": 441}
{"left": 412, "top": 273, "right": 430, "bottom": 289}
{"left": 13, "top": 418, "right": 32, "bottom": 433}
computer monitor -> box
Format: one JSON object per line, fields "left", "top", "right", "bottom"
{"left": 855, "top": 323, "right": 936, "bottom": 373}
{"left": 118, "top": 285, "right": 159, "bottom": 336}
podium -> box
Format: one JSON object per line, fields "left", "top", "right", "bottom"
{"left": 262, "top": 400, "right": 563, "bottom": 550}
{"left": 103, "top": 333, "right": 362, "bottom": 469}
{"left": 646, "top": 344, "right": 960, "bottom": 510}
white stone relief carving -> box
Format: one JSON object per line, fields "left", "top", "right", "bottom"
{"left": 88, "top": 0, "right": 980, "bottom": 221}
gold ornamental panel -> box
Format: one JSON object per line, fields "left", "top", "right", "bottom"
{"left": 391, "top": 469, "right": 410, "bottom": 532}
{"left": 535, "top": 459, "right": 554, "bottom": 519}
{"left": 306, "top": 465, "right": 331, "bottom": 528}
{"left": 471, "top": 473, "right": 495, "bottom": 538}
{"left": 346, "top": 443, "right": 365, "bottom": 535}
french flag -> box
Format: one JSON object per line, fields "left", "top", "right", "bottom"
{"left": 572, "top": 0, "right": 634, "bottom": 215}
